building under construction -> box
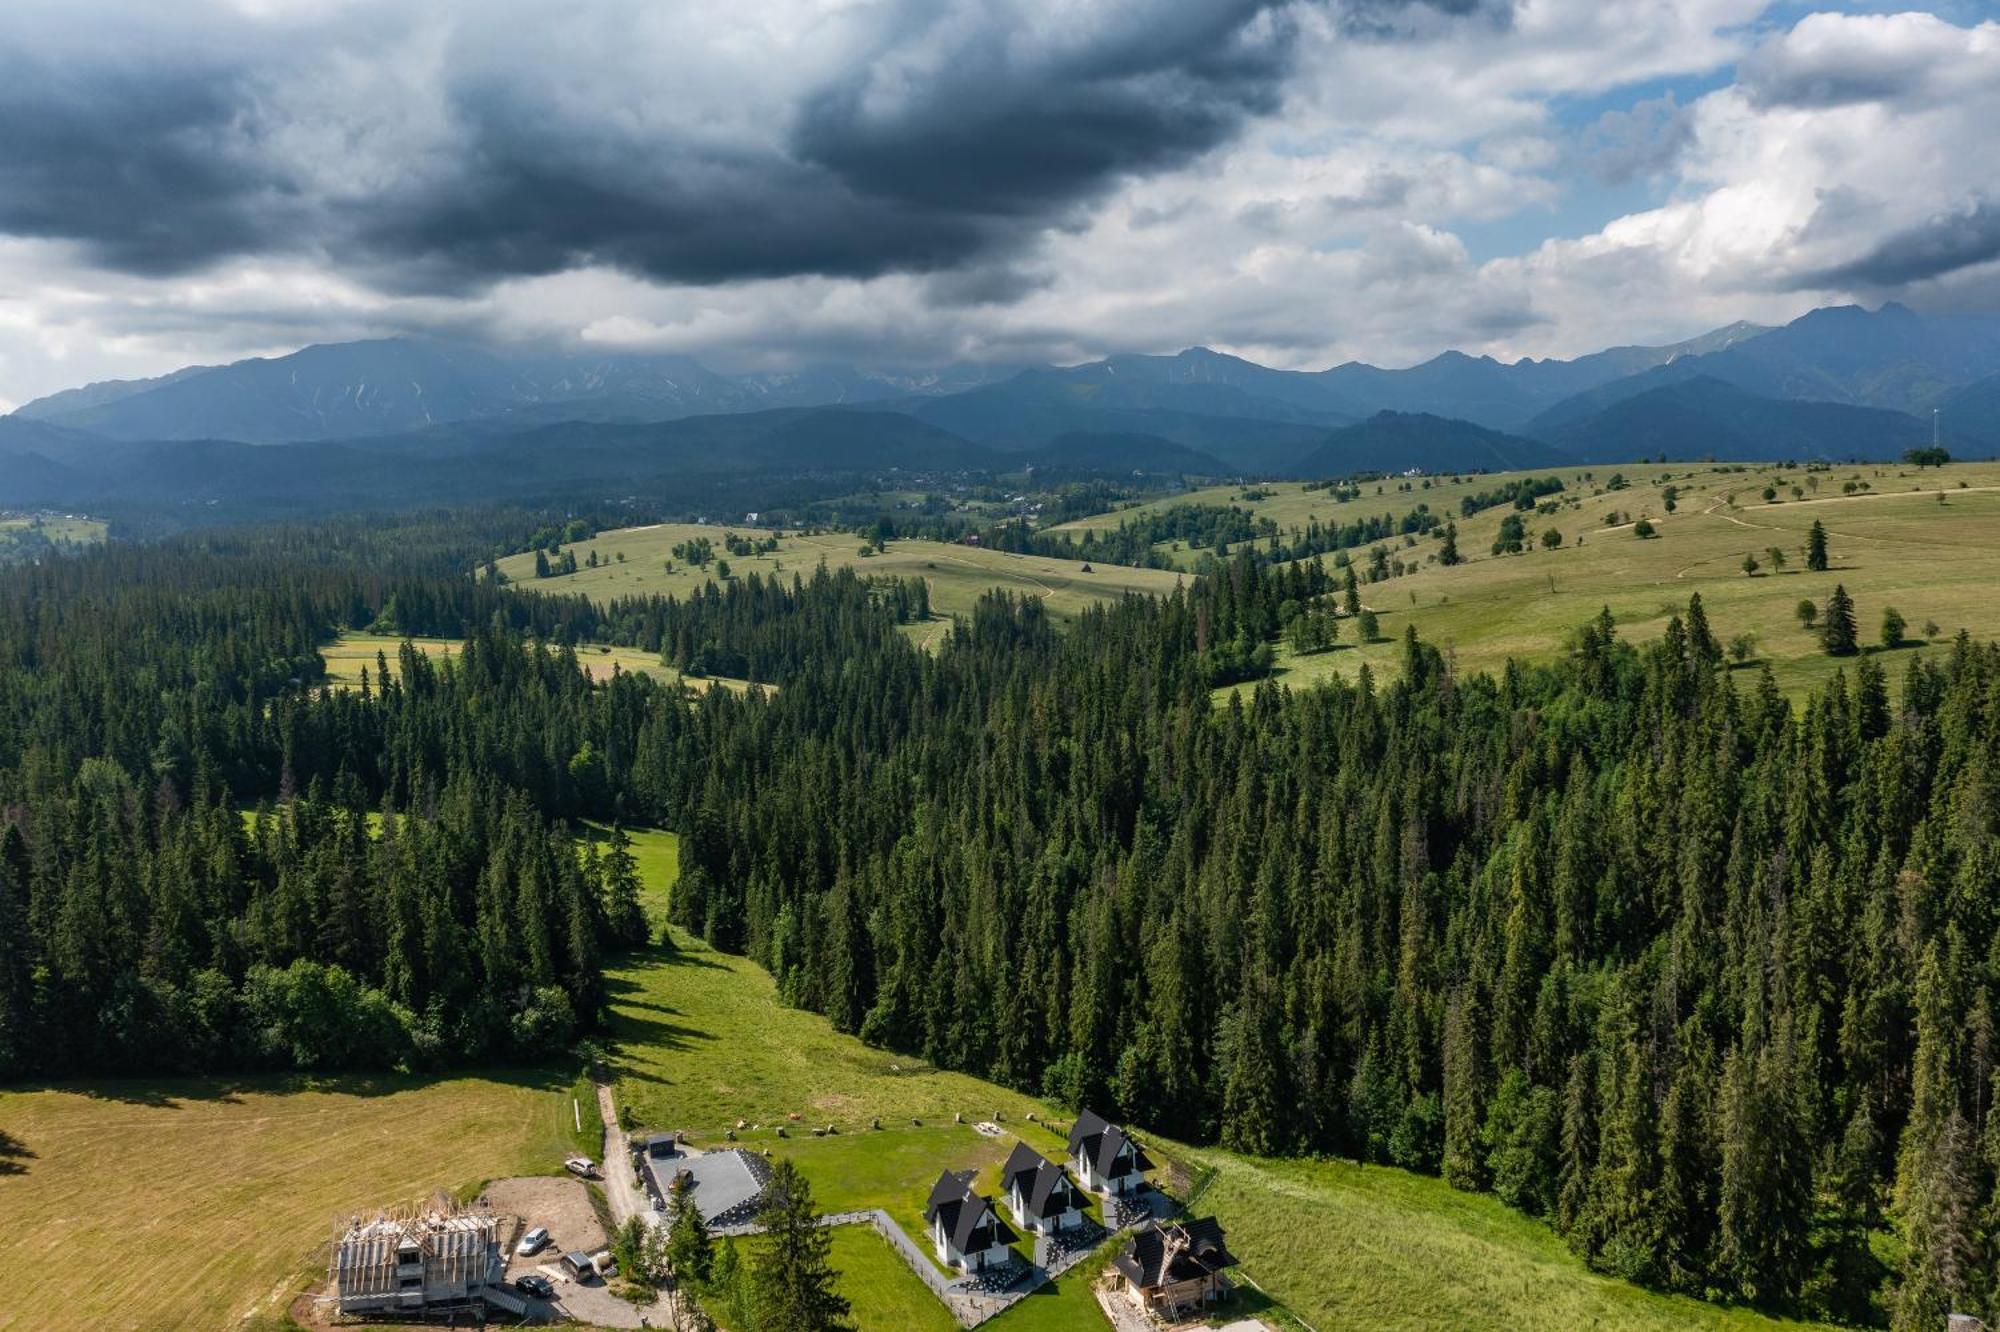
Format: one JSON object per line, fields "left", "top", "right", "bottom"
{"left": 327, "top": 1197, "right": 514, "bottom": 1320}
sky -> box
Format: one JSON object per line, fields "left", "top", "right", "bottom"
{"left": 1, "top": 0, "right": 1998, "bottom": 411}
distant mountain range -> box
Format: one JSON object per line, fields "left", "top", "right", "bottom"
{"left": 4, "top": 303, "right": 1997, "bottom": 516}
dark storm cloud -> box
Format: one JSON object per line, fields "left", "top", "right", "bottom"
{"left": 0, "top": 49, "right": 297, "bottom": 274}
{"left": 364, "top": 0, "right": 1312, "bottom": 290}
{"left": 1800, "top": 201, "right": 2000, "bottom": 290}
{"left": 0, "top": 0, "right": 1333, "bottom": 293}
{"left": 791, "top": 1, "right": 1295, "bottom": 216}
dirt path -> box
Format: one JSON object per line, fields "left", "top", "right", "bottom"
{"left": 596, "top": 1082, "right": 650, "bottom": 1230}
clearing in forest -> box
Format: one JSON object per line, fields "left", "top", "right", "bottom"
{"left": 1145, "top": 460, "right": 2000, "bottom": 701}
{"left": 491, "top": 521, "right": 1187, "bottom": 633}
{"left": 320, "top": 630, "right": 758, "bottom": 692}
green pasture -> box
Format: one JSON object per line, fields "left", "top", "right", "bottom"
{"left": 1200, "top": 460, "right": 2000, "bottom": 702}
{"left": 492, "top": 522, "right": 1187, "bottom": 644}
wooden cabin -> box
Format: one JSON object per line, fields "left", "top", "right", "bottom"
{"left": 1112, "top": 1218, "right": 1239, "bottom": 1320}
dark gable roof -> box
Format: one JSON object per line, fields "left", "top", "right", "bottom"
{"left": 1001, "top": 1141, "right": 1078, "bottom": 1221}
{"left": 924, "top": 1169, "right": 1018, "bottom": 1255}
{"left": 1067, "top": 1108, "right": 1112, "bottom": 1156}
{"left": 1112, "top": 1218, "right": 1239, "bottom": 1290}
{"left": 1068, "top": 1109, "right": 1153, "bottom": 1182}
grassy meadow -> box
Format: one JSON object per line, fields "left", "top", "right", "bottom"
{"left": 492, "top": 522, "right": 1187, "bottom": 644}
{"left": 1182, "top": 460, "right": 2000, "bottom": 701}
{"left": 320, "top": 630, "right": 757, "bottom": 692}
{"left": 1196, "top": 1152, "right": 1834, "bottom": 1332}
{"left": 0, "top": 513, "right": 108, "bottom": 561}
{"left": 0, "top": 1072, "right": 591, "bottom": 1332}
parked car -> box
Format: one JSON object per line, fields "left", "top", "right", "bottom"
{"left": 563, "top": 1155, "right": 599, "bottom": 1179}
{"left": 515, "top": 1274, "right": 555, "bottom": 1300}
{"left": 516, "top": 1226, "right": 550, "bottom": 1257}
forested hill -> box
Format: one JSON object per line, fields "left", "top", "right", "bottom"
{"left": 7, "top": 518, "right": 2000, "bottom": 1325}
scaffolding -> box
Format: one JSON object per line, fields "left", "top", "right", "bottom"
{"left": 325, "top": 1193, "right": 504, "bottom": 1320}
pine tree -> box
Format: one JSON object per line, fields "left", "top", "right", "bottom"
{"left": 1441, "top": 985, "right": 1488, "bottom": 1190}
{"left": 1439, "top": 522, "right": 1462, "bottom": 566}
{"left": 1821, "top": 584, "right": 1858, "bottom": 656}
{"left": 1806, "top": 520, "right": 1829, "bottom": 572}
{"left": 602, "top": 825, "right": 649, "bottom": 948}
{"left": 666, "top": 1173, "right": 714, "bottom": 1285}
{"left": 1892, "top": 948, "right": 1979, "bottom": 1330}
{"left": 751, "top": 1158, "right": 853, "bottom": 1332}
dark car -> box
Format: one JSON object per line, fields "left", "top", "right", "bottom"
{"left": 515, "top": 1274, "right": 555, "bottom": 1300}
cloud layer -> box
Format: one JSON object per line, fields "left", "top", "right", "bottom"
{"left": 0, "top": 1, "right": 1996, "bottom": 408}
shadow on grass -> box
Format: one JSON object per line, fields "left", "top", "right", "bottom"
{"left": 617, "top": 942, "right": 729, "bottom": 974}
{"left": 16, "top": 1063, "right": 576, "bottom": 1109}
{"left": 0, "top": 1127, "right": 33, "bottom": 1176}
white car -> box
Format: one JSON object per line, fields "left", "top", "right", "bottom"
{"left": 517, "top": 1226, "right": 550, "bottom": 1257}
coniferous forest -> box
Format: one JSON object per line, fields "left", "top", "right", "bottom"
{"left": 6, "top": 513, "right": 2000, "bottom": 1325}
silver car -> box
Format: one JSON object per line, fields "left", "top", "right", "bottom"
{"left": 516, "top": 1225, "right": 550, "bottom": 1257}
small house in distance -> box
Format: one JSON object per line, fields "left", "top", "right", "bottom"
{"left": 999, "top": 1140, "right": 1085, "bottom": 1236}
{"left": 328, "top": 1201, "right": 504, "bottom": 1317}
{"left": 1066, "top": 1108, "right": 1154, "bottom": 1197}
{"left": 924, "top": 1169, "right": 1017, "bottom": 1272}
{"left": 1112, "top": 1217, "right": 1239, "bottom": 1320}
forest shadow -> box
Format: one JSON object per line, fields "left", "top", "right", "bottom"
{"left": 0, "top": 1128, "right": 33, "bottom": 1176}
{"left": 18, "top": 1064, "right": 575, "bottom": 1109}
{"left": 604, "top": 1005, "right": 713, "bottom": 1059}
{"left": 611, "top": 944, "right": 727, "bottom": 975}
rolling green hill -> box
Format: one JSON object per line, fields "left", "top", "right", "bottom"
{"left": 494, "top": 523, "right": 1189, "bottom": 641}
{"left": 1125, "top": 459, "right": 2000, "bottom": 702}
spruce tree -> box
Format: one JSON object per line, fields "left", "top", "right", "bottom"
{"left": 1892, "top": 948, "right": 1979, "bottom": 1331}
{"left": 751, "top": 1158, "right": 852, "bottom": 1332}
{"left": 1821, "top": 584, "right": 1858, "bottom": 656}
{"left": 666, "top": 1173, "right": 714, "bottom": 1286}
{"left": 602, "top": 825, "right": 649, "bottom": 948}
{"left": 1806, "top": 520, "right": 1829, "bottom": 571}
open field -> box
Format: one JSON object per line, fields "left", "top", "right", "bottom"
{"left": 1185, "top": 460, "right": 2000, "bottom": 701}
{"left": 0, "top": 1072, "right": 591, "bottom": 1332}
{"left": 1051, "top": 474, "right": 1513, "bottom": 564}
{"left": 492, "top": 522, "right": 1188, "bottom": 637}
{"left": 0, "top": 512, "right": 108, "bottom": 556}
{"left": 320, "top": 631, "right": 757, "bottom": 692}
